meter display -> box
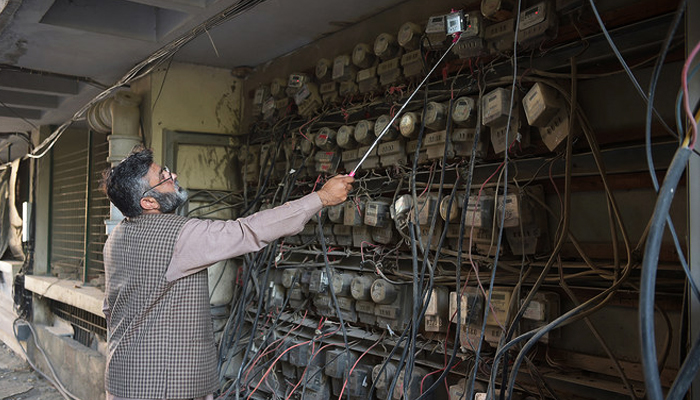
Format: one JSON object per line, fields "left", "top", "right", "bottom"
{"left": 354, "top": 120, "right": 376, "bottom": 145}
{"left": 352, "top": 42, "right": 375, "bottom": 69}
{"left": 337, "top": 125, "right": 357, "bottom": 149}
{"left": 452, "top": 96, "right": 476, "bottom": 126}
{"left": 425, "top": 101, "right": 447, "bottom": 130}
{"left": 397, "top": 21, "right": 422, "bottom": 50}
{"left": 400, "top": 112, "right": 421, "bottom": 138}
{"left": 375, "top": 114, "right": 399, "bottom": 141}
{"left": 374, "top": 33, "right": 400, "bottom": 60}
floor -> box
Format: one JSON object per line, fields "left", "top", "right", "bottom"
{"left": 0, "top": 342, "right": 63, "bottom": 400}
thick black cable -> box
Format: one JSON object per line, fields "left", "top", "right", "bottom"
{"left": 640, "top": 145, "right": 692, "bottom": 400}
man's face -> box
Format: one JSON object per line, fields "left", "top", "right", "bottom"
{"left": 143, "top": 163, "right": 188, "bottom": 213}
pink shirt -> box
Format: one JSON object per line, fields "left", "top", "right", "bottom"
{"left": 106, "top": 193, "right": 323, "bottom": 400}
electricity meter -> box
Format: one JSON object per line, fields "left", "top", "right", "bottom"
{"left": 378, "top": 139, "right": 407, "bottom": 167}
{"left": 281, "top": 269, "right": 298, "bottom": 289}
{"left": 425, "top": 287, "right": 449, "bottom": 332}
{"left": 377, "top": 58, "right": 402, "bottom": 86}
{"left": 375, "top": 114, "right": 399, "bottom": 141}
{"left": 374, "top": 33, "right": 400, "bottom": 61}
{"left": 319, "top": 81, "right": 338, "bottom": 104}
{"left": 439, "top": 194, "right": 465, "bottom": 222}
{"left": 452, "top": 96, "right": 476, "bottom": 126}
{"left": 357, "top": 66, "right": 378, "bottom": 94}
{"left": 364, "top": 200, "right": 391, "bottom": 227}
{"left": 372, "top": 363, "right": 397, "bottom": 395}
{"left": 328, "top": 203, "right": 344, "bottom": 223}
{"left": 425, "top": 14, "right": 447, "bottom": 47}
{"left": 332, "top": 54, "right": 356, "bottom": 82}
{"left": 484, "top": 18, "right": 515, "bottom": 53}
{"left": 371, "top": 279, "right": 399, "bottom": 304}
{"left": 400, "top": 112, "right": 421, "bottom": 138}
{"left": 315, "top": 58, "right": 332, "bottom": 82}
{"left": 462, "top": 11, "right": 482, "bottom": 38}
{"left": 354, "top": 120, "right": 376, "bottom": 145}
{"left": 351, "top": 275, "right": 375, "bottom": 301}
{"left": 344, "top": 199, "right": 364, "bottom": 226}
{"left": 445, "top": 10, "right": 466, "bottom": 36}
{"left": 518, "top": 1, "right": 557, "bottom": 46}
{"left": 332, "top": 273, "right": 353, "bottom": 296}
{"left": 336, "top": 125, "right": 357, "bottom": 149}
{"left": 425, "top": 101, "right": 448, "bottom": 130}
{"left": 285, "top": 73, "right": 308, "bottom": 96}
{"left": 481, "top": 0, "right": 515, "bottom": 21}
{"left": 315, "top": 127, "right": 337, "bottom": 150}
{"left": 253, "top": 85, "right": 269, "bottom": 106}
{"left": 401, "top": 49, "right": 423, "bottom": 78}
{"left": 485, "top": 287, "right": 512, "bottom": 326}
{"left": 352, "top": 42, "right": 375, "bottom": 69}
{"left": 482, "top": 87, "right": 511, "bottom": 126}
{"left": 372, "top": 226, "right": 394, "bottom": 244}
{"left": 539, "top": 108, "right": 570, "bottom": 151}
{"left": 398, "top": 22, "right": 422, "bottom": 50}
{"left": 522, "top": 82, "right": 559, "bottom": 127}
{"left": 269, "top": 78, "right": 287, "bottom": 99}
{"left": 299, "top": 134, "right": 315, "bottom": 155}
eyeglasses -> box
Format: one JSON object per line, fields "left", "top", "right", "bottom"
{"left": 142, "top": 165, "right": 173, "bottom": 198}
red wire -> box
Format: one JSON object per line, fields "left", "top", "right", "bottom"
{"left": 337, "top": 334, "right": 385, "bottom": 399}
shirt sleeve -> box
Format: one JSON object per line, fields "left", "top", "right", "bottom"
{"left": 165, "top": 192, "right": 323, "bottom": 282}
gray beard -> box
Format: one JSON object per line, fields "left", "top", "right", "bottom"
{"left": 151, "top": 186, "right": 188, "bottom": 214}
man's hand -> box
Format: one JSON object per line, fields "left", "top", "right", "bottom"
{"left": 316, "top": 175, "right": 355, "bottom": 206}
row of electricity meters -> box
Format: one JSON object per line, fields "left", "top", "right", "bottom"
{"left": 267, "top": 267, "right": 561, "bottom": 346}
{"left": 242, "top": 82, "right": 572, "bottom": 185}
{"left": 252, "top": 1, "right": 559, "bottom": 120}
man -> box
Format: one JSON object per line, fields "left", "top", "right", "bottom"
{"left": 102, "top": 148, "right": 354, "bottom": 400}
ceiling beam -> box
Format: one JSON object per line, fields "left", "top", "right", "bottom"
{"left": 124, "top": 0, "right": 207, "bottom": 14}
{"left": 0, "top": 89, "right": 59, "bottom": 109}
{"left": 0, "top": 69, "right": 79, "bottom": 95}
{"left": 0, "top": 105, "right": 42, "bottom": 120}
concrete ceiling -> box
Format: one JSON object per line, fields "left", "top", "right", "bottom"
{"left": 0, "top": 0, "right": 406, "bottom": 141}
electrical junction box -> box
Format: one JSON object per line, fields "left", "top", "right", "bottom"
{"left": 406, "top": 139, "right": 429, "bottom": 165}
{"left": 425, "top": 14, "right": 447, "bottom": 48}
{"left": 332, "top": 224, "right": 353, "bottom": 247}
{"left": 314, "top": 150, "right": 340, "bottom": 174}
{"left": 481, "top": 0, "right": 515, "bottom": 22}
{"left": 425, "top": 287, "right": 450, "bottom": 332}
{"left": 336, "top": 125, "right": 357, "bottom": 149}
{"left": 338, "top": 80, "right": 359, "bottom": 97}
{"left": 398, "top": 21, "right": 422, "bottom": 50}
{"left": 425, "top": 101, "right": 448, "bottom": 130}
{"left": 375, "top": 114, "right": 399, "bottom": 141}
{"left": 452, "top": 128, "right": 489, "bottom": 159}
{"left": 401, "top": 49, "right": 423, "bottom": 79}
{"left": 484, "top": 18, "right": 515, "bottom": 53}
{"left": 372, "top": 225, "right": 395, "bottom": 244}
{"left": 377, "top": 139, "right": 407, "bottom": 167}
{"left": 452, "top": 11, "right": 486, "bottom": 59}
{"left": 357, "top": 65, "right": 379, "bottom": 94}
{"left": 400, "top": 111, "right": 421, "bottom": 139}
{"left": 343, "top": 199, "right": 365, "bottom": 226}
{"left": 356, "top": 144, "right": 382, "bottom": 170}
{"left": 324, "top": 349, "right": 356, "bottom": 379}
{"left": 353, "top": 225, "right": 373, "bottom": 248}
{"left": 377, "top": 57, "right": 403, "bottom": 87}
{"left": 424, "top": 130, "right": 455, "bottom": 160}
{"left": 341, "top": 148, "right": 359, "bottom": 172}
{"left": 315, "top": 58, "right": 332, "bottom": 82}
{"left": 319, "top": 81, "right": 339, "bottom": 105}
{"left": 518, "top": 1, "right": 558, "bottom": 47}
{"left": 332, "top": 54, "right": 356, "bottom": 82}
{"left": 523, "top": 82, "right": 560, "bottom": 127}
{"left": 352, "top": 42, "right": 375, "bottom": 69}
{"left": 539, "top": 107, "right": 570, "bottom": 151}
{"left": 365, "top": 200, "right": 391, "bottom": 227}
{"left": 354, "top": 120, "right": 376, "bottom": 145}
{"left": 452, "top": 96, "right": 476, "bottom": 126}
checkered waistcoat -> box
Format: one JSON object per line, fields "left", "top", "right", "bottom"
{"left": 104, "top": 213, "right": 218, "bottom": 399}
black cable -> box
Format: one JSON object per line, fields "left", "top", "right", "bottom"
{"left": 639, "top": 145, "right": 692, "bottom": 400}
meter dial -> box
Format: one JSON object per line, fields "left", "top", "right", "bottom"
{"left": 270, "top": 78, "right": 287, "bottom": 99}
{"left": 354, "top": 120, "right": 376, "bottom": 145}
{"left": 481, "top": 0, "right": 514, "bottom": 21}
{"left": 374, "top": 33, "right": 400, "bottom": 60}
{"left": 375, "top": 114, "right": 399, "bottom": 141}
{"left": 300, "top": 133, "right": 315, "bottom": 155}
{"left": 351, "top": 275, "right": 374, "bottom": 300}
{"left": 332, "top": 274, "right": 353, "bottom": 296}
{"left": 400, "top": 112, "right": 421, "bottom": 138}
{"left": 452, "top": 96, "right": 475, "bottom": 125}
{"left": 328, "top": 203, "right": 345, "bottom": 223}
{"left": 439, "top": 195, "right": 464, "bottom": 222}
{"left": 371, "top": 279, "right": 398, "bottom": 304}
{"left": 315, "top": 58, "right": 332, "bottom": 82}
{"left": 425, "top": 102, "right": 447, "bottom": 130}
{"left": 352, "top": 43, "right": 375, "bottom": 69}
{"left": 315, "top": 127, "right": 337, "bottom": 150}
{"left": 398, "top": 22, "right": 422, "bottom": 50}
{"left": 337, "top": 125, "right": 357, "bottom": 149}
